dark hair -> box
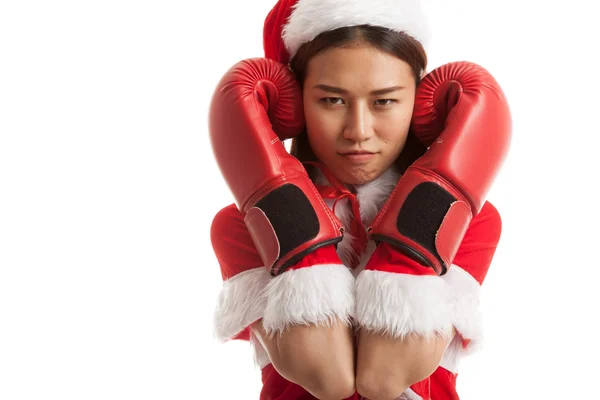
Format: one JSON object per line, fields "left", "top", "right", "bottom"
{"left": 288, "top": 25, "right": 428, "bottom": 174}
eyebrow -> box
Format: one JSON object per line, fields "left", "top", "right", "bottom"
{"left": 313, "top": 84, "right": 406, "bottom": 96}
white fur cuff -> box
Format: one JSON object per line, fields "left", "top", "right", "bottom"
{"left": 441, "top": 264, "right": 484, "bottom": 353}
{"left": 355, "top": 269, "right": 454, "bottom": 339}
{"left": 213, "top": 267, "right": 271, "bottom": 342}
{"left": 262, "top": 264, "right": 355, "bottom": 335}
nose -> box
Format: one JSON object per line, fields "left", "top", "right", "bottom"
{"left": 343, "top": 102, "right": 374, "bottom": 142}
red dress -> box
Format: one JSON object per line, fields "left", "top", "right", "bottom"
{"left": 211, "top": 167, "right": 502, "bottom": 400}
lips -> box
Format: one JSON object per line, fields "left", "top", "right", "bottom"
{"left": 338, "top": 150, "right": 377, "bottom": 164}
{"left": 339, "top": 150, "right": 376, "bottom": 155}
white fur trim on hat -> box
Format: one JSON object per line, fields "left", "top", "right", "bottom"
{"left": 282, "top": 0, "right": 431, "bottom": 58}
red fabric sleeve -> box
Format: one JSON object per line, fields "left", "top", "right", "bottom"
{"left": 211, "top": 203, "right": 264, "bottom": 281}
{"left": 452, "top": 200, "right": 502, "bottom": 285}
{"left": 211, "top": 204, "right": 268, "bottom": 342}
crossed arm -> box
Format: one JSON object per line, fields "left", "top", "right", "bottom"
{"left": 251, "top": 319, "right": 454, "bottom": 400}
{"left": 213, "top": 202, "right": 501, "bottom": 399}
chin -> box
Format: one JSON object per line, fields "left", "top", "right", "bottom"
{"left": 340, "top": 167, "right": 383, "bottom": 186}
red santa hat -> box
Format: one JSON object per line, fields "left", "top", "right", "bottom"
{"left": 263, "top": 0, "right": 432, "bottom": 65}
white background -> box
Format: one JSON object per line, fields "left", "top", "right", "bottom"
{"left": 1, "top": 0, "right": 599, "bottom": 399}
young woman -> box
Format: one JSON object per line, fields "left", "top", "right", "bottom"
{"left": 209, "top": 1, "right": 511, "bottom": 399}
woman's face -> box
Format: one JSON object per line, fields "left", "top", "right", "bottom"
{"left": 303, "top": 41, "right": 416, "bottom": 185}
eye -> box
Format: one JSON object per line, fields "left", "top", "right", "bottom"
{"left": 375, "top": 99, "right": 398, "bottom": 107}
{"left": 321, "top": 97, "right": 345, "bottom": 105}
{"left": 374, "top": 99, "right": 397, "bottom": 106}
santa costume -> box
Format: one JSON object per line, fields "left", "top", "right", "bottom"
{"left": 210, "top": 0, "right": 505, "bottom": 399}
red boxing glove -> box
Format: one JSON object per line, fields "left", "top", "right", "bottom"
{"left": 209, "top": 57, "right": 344, "bottom": 276}
{"left": 209, "top": 58, "right": 354, "bottom": 336}
{"left": 356, "top": 61, "right": 511, "bottom": 341}
{"left": 369, "top": 61, "right": 512, "bottom": 275}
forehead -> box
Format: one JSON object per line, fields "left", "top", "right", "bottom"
{"left": 304, "top": 43, "right": 415, "bottom": 91}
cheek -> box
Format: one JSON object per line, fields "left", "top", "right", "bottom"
{"left": 304, "top": 102, "right": 340, "bottom": 154}
{"left": 377, "top": 109, "right": 412, "bottom": 148}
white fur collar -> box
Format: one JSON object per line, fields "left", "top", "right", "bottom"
{"left": 312, "top": 166, "right": 401, "bottom": 271}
